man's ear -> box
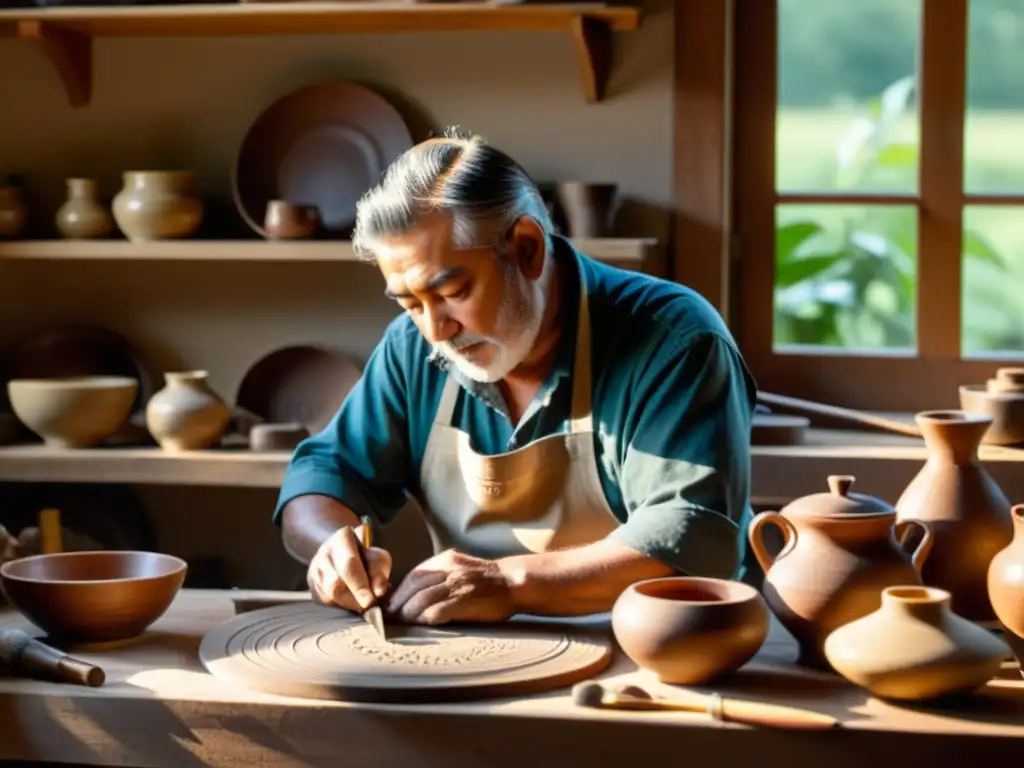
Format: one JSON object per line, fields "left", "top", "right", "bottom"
{"left": 508, "top": 216, "right": 546, "bottom": 280}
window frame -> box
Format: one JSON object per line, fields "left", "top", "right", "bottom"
{"left": 731, "top": 0, "right": 1024, "bottom": 413}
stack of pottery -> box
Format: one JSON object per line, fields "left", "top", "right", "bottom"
{"left": 959, "top": 367, "right": 1024, "bottom": 445}
{"left": 145, "top": 371, "right": 229, "bottom": 451}
{"left": 747, "top": 474, "right": 933, "bottom": 669}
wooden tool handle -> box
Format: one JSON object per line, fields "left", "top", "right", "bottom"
{"left": 0, "top": 628, "right": 104, "bottom": 687}
{"left": 38, "top": 507, "right": 62, "bottom": 555}
{"left": 359, "top": 515, "right": 373, "bottom": 550}
{"left": 757, "top": 391, "right": 923, "bottom": 438}
{"left": 715, "top": 696, "right": 839, "bottom": 730}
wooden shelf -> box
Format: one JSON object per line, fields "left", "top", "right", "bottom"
{"left": 0, "top": 2, "right": 641, "bottom": 107}
{"left": 1, "top": 429, "right": 1022, "bottom": 495}
{"left": 0, "top": 237, "right": 657, "bottom": 263}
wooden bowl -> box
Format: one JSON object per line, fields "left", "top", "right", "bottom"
{"left": 958, "top": 384, "right": 1024, "bottom": 445}
{"left": 0, "top": 551, "right": 187, "bottom": 644}
{"left": 7, "top": 376, "right": 138, "bottom": 448}
{"left": 611, "top": 576, "right": 769, "bottom": 685}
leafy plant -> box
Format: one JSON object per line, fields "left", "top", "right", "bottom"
{"left": 774, "top": 76, "right": 1010, "bottom": 350}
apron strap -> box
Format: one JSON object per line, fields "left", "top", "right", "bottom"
{"left": 435, "top": 374, "right": 461, "bottom": 427}
{"left": 569, "top": 279, "right": 593, "bottom": 434}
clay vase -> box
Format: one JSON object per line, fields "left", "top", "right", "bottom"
{"left": 823, "top": 586, "right": 1011, "bottom": 702}
{"left": 112, "top": 171, "right": 203, "bottom": 242}
{"left": 894, "top": 410, "right": 1013, "bottom": 623}
{"left": 611, "top": 576, "right": 769, "bottom": 685}
{"left": 748, "top": 474, "right": 933, "bottom": 669}
{"left": 0, "top": 183, "right": 27, "bottom": 239}
{"left": 987, "top": 503, "right": 1024, "bottom": 674}
{"left": 145, "top": 370, "right": 229, "bottom": 451}
{"left": 56, "top": 178, "right": 114, "bottom": 240}
{"left": 554, "top": 182, "right": 618, "bottom": 238}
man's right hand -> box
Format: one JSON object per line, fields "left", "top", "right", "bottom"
{"left": 307, "top": 522, "right": 392, "bottom": 612}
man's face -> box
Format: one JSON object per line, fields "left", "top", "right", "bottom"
{"left": 375, "top": 213, "right": 548, "bottom": 383}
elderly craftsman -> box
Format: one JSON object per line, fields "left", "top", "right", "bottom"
{"left": 274, "top": 129, "right": 758, "bottom": 625}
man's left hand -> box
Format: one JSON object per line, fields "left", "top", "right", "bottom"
{"left": 384, "top": 549, "right": 517, "bottom": 625}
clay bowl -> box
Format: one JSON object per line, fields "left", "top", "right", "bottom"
{"left": 7, "top": 376, "right": 138, "bottom": 448}
{"left": 0, "top": 551, "right": 187, "bottom": 645}
{"left": 611, "top": 576, "right": 769, "bottom": 685}
{"left": 958, "top": 384, "right": 1024, "bottom": 446}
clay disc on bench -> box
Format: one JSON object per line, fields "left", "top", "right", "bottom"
{"left": 199, "top": 602, "right": 613, "bottom": 703}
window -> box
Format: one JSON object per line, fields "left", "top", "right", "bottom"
{"left": 732, "top": 0, "right": 1024, "bottom": 411}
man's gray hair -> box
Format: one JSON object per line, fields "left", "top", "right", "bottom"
{"left": 351, "top": 127, "right": 553, "bottom": 262}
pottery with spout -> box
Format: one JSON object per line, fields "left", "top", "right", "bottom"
{"left": 987, "top": 503, "right": 1024, "bottom": 674}
{"left": 894, "top": 410, "right": 1013, "bottom": 623}
{"left": 748, "top": 474, "right": 933, "bottom": 669}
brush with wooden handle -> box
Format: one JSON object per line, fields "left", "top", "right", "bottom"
{"left": 572, "top": 681, "right": 840, "bottom": 730}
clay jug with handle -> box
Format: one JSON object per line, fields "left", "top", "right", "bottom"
{"left": 987, "top": 503, "right": 1024, "bottom": 674}
{"left": 748, "top": 474, "right": 933, "bottom": 669}
{"left": 894, "top": 411, "right": 1013, "bottom": 623}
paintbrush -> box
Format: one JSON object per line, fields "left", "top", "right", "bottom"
{"left": 358, "top": 515, "right": 387, "bottom": 640}
{"left": 572, "top": 681, "right": 840, "bottom": 730}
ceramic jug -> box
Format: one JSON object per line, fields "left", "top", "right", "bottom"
{"left": 112, "top": 171, "right": 203, "bottom": 242}
{"left": 0, "top": 183, "right": 27, "bottom": 239}
{"left": 145, "top": 370, "right": 229, "bottom": 451}
{"left": 895, "top": 410, "right": 1013, "bottom": 623}
{"left": 823, "top": 586, "right": 1011, "bottom": 701}
{"left": 987, "top": 503, "right": 1024, "bottom": 674}
{"left": 56, "top": 178, "right": 113, "bottom": 239}
{"left": 748, "top": 474, "right": 933, "bottom": 668}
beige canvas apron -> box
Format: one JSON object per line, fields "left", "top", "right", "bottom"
{"left": 413, "top": 281, "right": 621, "bottom": 559}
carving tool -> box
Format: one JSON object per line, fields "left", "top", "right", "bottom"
{"left": 572, "top": 681, "right": 840, "bottom": 730}
{"left": 38, "top": 507, "right": 62, "bottom": 555}
{"left": 0, "top": 628, "right": 105, "bottom": 687}
{"left": 358, "top": 515, "right": 387, "bottom": 640}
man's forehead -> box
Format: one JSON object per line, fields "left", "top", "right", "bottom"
{"left": 377, "top": 216, "right": 475, "bottom": 297}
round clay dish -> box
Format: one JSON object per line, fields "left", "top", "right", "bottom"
{"left": 232, "top": 81, "right": 413, "bottom": 238}
{"left": 234, "top": 345, "right": 362, "bottom": 435}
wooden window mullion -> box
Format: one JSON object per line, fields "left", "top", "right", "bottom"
{"left": 917, "top": 0, "right": 968, "bottom": 360}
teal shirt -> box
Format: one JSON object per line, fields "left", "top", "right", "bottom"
{"left": 274, "top": 236, "right": 758, "bottom": 579}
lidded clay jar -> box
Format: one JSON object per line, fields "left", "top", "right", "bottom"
{"left": 988, "top": 503, "right": 1024, "bottom": 674}
{"left": 748, "top": 474, "right": 934, "bottom": 669}
{"left": 824, "top": 586, "right": 1011, "bottom": 701}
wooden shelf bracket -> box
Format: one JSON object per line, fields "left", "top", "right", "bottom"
{"left": 17, "top": 21, "right": 92, "bottom": 108}
{"left": 571, "top": 15, "right": 614, "bottom": 104}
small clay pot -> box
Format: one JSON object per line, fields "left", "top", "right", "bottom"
{"left": 264, "top": 200, "right": 320, "bottom": 240}
{"left": 145, "top": 370, "right": 229, "bottom": 451}
{"left": 554, "top": 182, "right": 618, "bottom": 238}
{"left": 823, "top": 586, "right": 1011, "bottom": 701}
{"left": 56, "top": 178, "right": 114, "bottom": 240}
{"left": 112, "top": 171, "right": 203, "bottom": 242}
{"left": 611, "top": 576, "right": 769, "bottom": 685}
{"left": 0, "top": 184, "right": 27, "bottom": 239}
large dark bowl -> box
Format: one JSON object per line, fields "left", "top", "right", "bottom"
{"left": 0, "top": 551, "right": 187, "bottom": 644}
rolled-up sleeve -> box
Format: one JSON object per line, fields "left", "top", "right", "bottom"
{"left": 272, "top": 322, "right": 413, "bottom": 527}
{"left": 606, "top": 329, "right": 756, "bottom": 578}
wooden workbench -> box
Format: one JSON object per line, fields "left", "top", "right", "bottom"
{"left": 0, "top": 589, "right": 1020, "bottom": 768}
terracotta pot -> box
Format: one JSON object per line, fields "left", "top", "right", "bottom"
{"left": 145, "top": 370, "right": 229, "bottom": 451}
{"left": 112, "top": 171, "right": 203, "bottom": 242}
{"left": 554, "top": 182, "right": 618, "bottom": 238}
{"left": 611, "top": 576, "right": 769, "bottom": 684}
{"left": 987, "top": 503, "right": 1024, "bottom": 674}
{"left": 894, "top": 410, "right": 1014, "bottom": 622}
{"left": 56, "top": 178, "right": 114, "bottom": 240}
{"left": 748, "top": 474, "right": 933, "bottom": 669}
{"left": 0, "top": 184, "right": 27, "bottom": 239}
{"left": 824, "top": 586, "right": 1011, "bottom": 701}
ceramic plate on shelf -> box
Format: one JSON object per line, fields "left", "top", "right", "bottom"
{"left": 232, "top": 81, "right": 414, "bottom": 239}
{"left": 234, "top": 344, "right": 363, "bottom": 436}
